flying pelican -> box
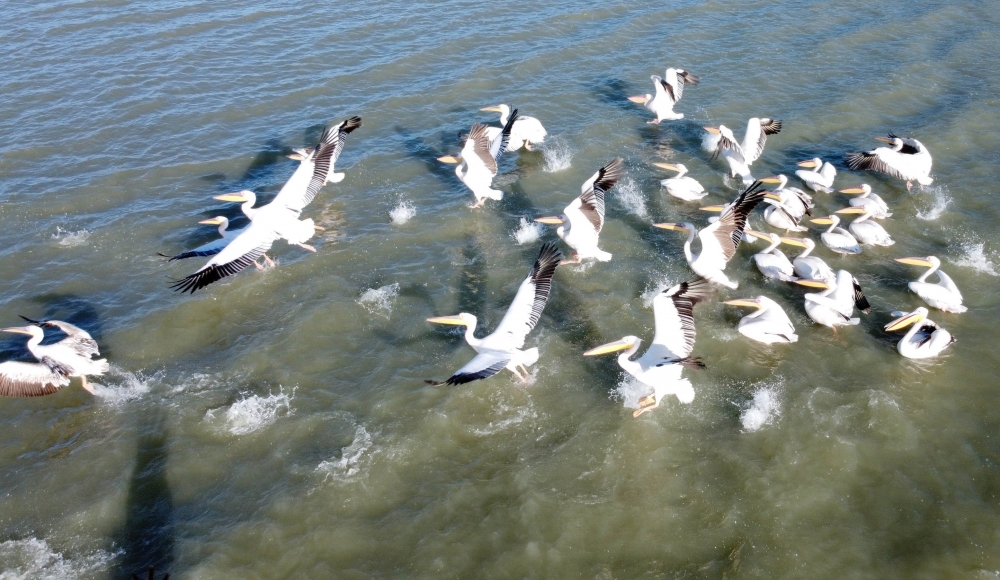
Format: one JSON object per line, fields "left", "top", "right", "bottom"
{"left": 895, "top": 256, "right": 966, "bottom": 313}
{"left": 810, "top": 214, "right": 861, "bottom": 255}
{"left": 703, "top": 119, "right": 782, "bottom": 183}
{"left": 159, "top": 216, "right": 243, "bottom": 261}
{"left": 480, "top": 104, "right": 546, "bottom": 151}
{"left": 628, "top": 68, "right": 699, "bottom": 122}
{"left": 846, "top": 133, "right": 933, "bottom": 190}
{"left": 17, "top": 316, "right": 100, "bottom": 358}
{"left": 653, "top": 163, "right": 707, "bottom": 201}
{"left": 779, "top": 237, "right": 835, "bottom": 283}
{"left": 438, "top": 111, "right": 518, "bottom": 208}
{"left": 884, "top": 308, "right": 954, "bottom": 358}
{"left": 584, "top": 277, "right": 711, "bottom": 418}
{"left": 426, "top": 243, "right": 562, "bottom": 385}
{"left": 1, "top": 322, "right": 108, "bottom": 396}
{"left": 796, "top": 158, "right": 837, "bottom": 193}
{"left": 745, "top": 230, "right": 796, "bottom": 281}
{"left": 534, "top": 158, "right": 624, "bottom": 263}
{"left": 834, "top": 206, "right": 895, "bottom": 246}
{"left": 795, "top": 270, "right": 871, "bottom": 329}
{"left": 724, "top": 296, "right": 798, "bottom": 344}
{"left": 839, "top": 184, "right": 890, "bottom": 218}
{"left": 298, "top": 116, "right": 363, "bottom": 185}
{"left": 655, "top": 182, "right": 768, "bottom": 288}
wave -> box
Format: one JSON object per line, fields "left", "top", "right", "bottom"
{"left": 915, "top": 185, "right": 951, "bottom": 221}
{"left": 51, "top": 227, "right": 91, "bottom": 248}
{"left": 316, "top": 424, "right": 374, "bottom": 482}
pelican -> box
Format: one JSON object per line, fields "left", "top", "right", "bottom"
{"left": 1, "top": 322, "right": 108, "bottom": 396}
{"left": 810, "top": 214, "right": 861, "bottom": 255}
{"left": 480, "top": 104, "right": 546, "bottom": 151}
{"left": 302, "top": 116, "right": 362, "bottom": 185}
{"left": 628, "top": 68, "right": 699, "bottom": 123}
{"left": 795, "top": 158, "right": 837, "bottom": 193}
{"left": 895, "top": 256, "right": 966, "bottom": 313}
{"left": 780, "top": 237, "right": 835, "bottom": 283}
{"left": 724, "top": 296, "right": 798, "bottom": 344}
{"left": 846, "top": 133, "right": 932, "bottom": 190}
{"left": 839, "top": 184, "right": 890, "bottom": 218}
{"left": 655, "top": 181, "right": 768, "bottom": 288}
{"left": 159, "top": 216, "right": 243, "bottom": 261}
{"left": 745, "top": 230, "right": 796, "bottom": 281}
{"left": 760, "top": 175, "right": 813, "bottom": 218}
{"left": 277, "top": 118, "right": 362, "bottom": 213}
{"left": 653, "top": 163, "right": 707, "bottom": 201}
{"left": 534, "top": 158, "right": 624, "bottom": 263}
{"left": 426, "top": 243, "right": 562, "bottom": 385}
{"left": 17, "top": 316, "right": 100, "bottom": 358}
{"left": 438, "top": 111, "right": 519, "bottom": 208}
{"left": 834, "top": 207, "right": 895, "bottom": 246}
{"left": 703, "top": 119, "right": 782, "bottom": 183}
{"left": 761, "top": 193, "right": 809, "bottom": 232}
{"left": 795, "top": 270, "right": 871, "bottom": 329}
{"left": 884, "top": 308, "right": 954, "bottom": 358}
{"left": 584, "top": 277, "right": 711, "bottom": 418}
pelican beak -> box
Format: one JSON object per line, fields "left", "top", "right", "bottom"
{"left": 583, "top": 339, "right": 634, "bottom": 356}
{"left": 763, "top": 192, "right": 783, "bottom": 202}
{"left": 2, "top": 326, "right": 33, "bottom": 335}
{"left": 628, "top": 95, "right": 650, "bottom": 104}
{"left": 653, "top": 223, "right": 687, "bottom": 231}
{"left": 835, "top": 207, "right": 866, "bottom": 214}
{"left": 703, "top": 126, "right": 721, "bottom": 134}
{"left": 895, "top": 257, "right": 934, "bottom": 267}
{"left": 699, "top": 205, "right": 725, "bottom": 212}
{"left": 760, "top": 177, "right": 782, "bottom": 184}
{"left": 780, "top": 237, "right": 809, "bottom": 247}
{"left": 839, "top": 186, "right": 866, "bottom": 194}
{"left": 797, "top": 160, "right": 818, "bottom": 168}
{"left": 437, "top": 155, "right": 461, "bottom": 164}
{"left": 794, "top": 279, "right": 831, "bottom": 289}
{"left": 534, "top": 216, "right": 565, "bottom": 225}
{"left": 885, "top": 311, "right": 923, "bottom": 332}
{"left": 426, "top": 315, "right": 468, "bottom": 326}
{"left": 286, "top": 153, "right": 303, "bottom": 160}
{"left": 743, "top": 229, "right": 770, "bottom": 241}
{"left": 199, "top": 217, "right": 226, "bottom": 225}
{"left": 874, "top": 136, "right": 893, "bottom": 143}
{"left": 213, "top": 193, "right": 250, "bottom": 202}
{"left": 480, "top": 106, "right": 503, "bottom": 112}
{"left": 810, "top": 217, "right": 834, "bottom": 225}
{"left": 723, "top": 298, "right": 762, "bottom": 309}
{"left": 652, "top": 162, "right": 679, "bottom": 172}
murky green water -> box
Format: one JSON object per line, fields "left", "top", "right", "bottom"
{"left": 2, "top": 1, "right": 1000, "bottom": 578}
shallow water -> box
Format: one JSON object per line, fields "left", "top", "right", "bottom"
{"left": 2, "top": 1, "right": 1000, "bottom": 578}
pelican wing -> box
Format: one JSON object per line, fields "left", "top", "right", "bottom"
{"left": 852, "top": 277, "right": 871, "bottom": 313}
{"left": 650, "top": 277, "right": 712, "bottom": 361}
{"left": 170, "top": 220, "right": 276, "bottom": 294}
{"left": 491, "top": 243, "right": 563, "bottom": 347}
{"left": 164, "top": 231, "right": 243, "bottom": 261}
{"left": 0, "top": 361, "right": 70, "bottom": 397}
{"left": 439, "top": 352, "right": 510, "bottom": 386}
{"left": 654, "top": 74, "right": 677, "bottom": 104}
{"left": 743, "top": 118, "right": 781, "bottom": 164}
{"left": 845, "top": 151, "right": 908, "bottom": 181}
{"left": 297, "top": 116, "right": 363, "bottom": 209}
{"left": 711, "top": 133, "right": 744, "bottom": 162}
{"left": 699, "top": 181, "right": 766, "bottom": 262}
{"left": 677, "top": 69, "right": 699, "bottom": 86}
{"left": 466, "top": 123, "right": 498, "bottom": 175}
{"left": 490, "top": 108, "right": 519, "bottom": 160}
{"left": 570, "top": 158, "right": 624, "bottom": 233}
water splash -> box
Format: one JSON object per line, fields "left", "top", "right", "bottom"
{"left": 915, "top": 186, "right": 951, "bottom": 221}
{"left": 51, "top": 227, "right": 91, "bottom": 247}
{"left": 641, "top": 276, "right": 675, "bottom": 308}
{"left": 614, "top": 177, "right": 647, "bottom": 219}
{"left": 0, "top": 537, "right": 118, "bottom": 580}
{"left": 389, "top": 200, "right": 415, "bottom": 224}
{"left": 471, "top": 400, "right": 539, "bottom": 436}
{"left": 89, "top": 366, "right": 155, "bottom": 406}
{"left": 953, "top": 241, "right": 998, "bottom": 277}
{"left": 610, "top": 376, "right": 648, "bottom": 409}
{"left": 317, "top": 424, "right": 374, "bottom": 482}
{"left": 541, "top": 139, "right": 572, "bottom": 172}
{"left": 357, "top": 283, "right": 400, "bottom": 318}
{"left": 204, "top": 388, "right": 294, "bottom": 436}
{"left": 740, "top": 384, "right": 780, "bottom": 432}
{"left": 512, "top": 217, "right": 542, "bottom": 245}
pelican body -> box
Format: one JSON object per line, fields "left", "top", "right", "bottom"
{"left": 781, "top": 237, "right": 834, "bottom": 283}
{"left": 761, "top": 175, "right": 813, "bottom": 218}
{"left": 896, "top": 256, "right": 966, "bottom": 313}
{"left": 481, "top": 104, "right": 545, "bottom": 151}
{"left": 1, "top": 323, "right": 108, "bottom": 396}
{"left": 840, "top": 184, "right": 890, "bottom": 219}
{"left": 628, "top": 68, "right": 699, "bottom": 123}
{"left": 654, "top": 163, "right": 707, "bottom": 201}
{"left": 796, "top": 158, "right": 837, "bottom": 193}
{"left": 704, "top": 119, "right": 782, "bottom": 183}
{"left": 885, "top": 308, "right": 954, "bottom": 358}
{"left": 810, "top": 214, "right": 861, "bottom": 255}
{"left": 438, "top": 110, "right": 519, "bottom": 208}
{"left": 745, "top": 230, "right": 796, "bottom": 281}
{"left": 724, "top": 296, "right": 798, "bottom": 344}
{"left": 846, "top": 134, "right": 932, "bottom": 190}
{"left": 835, "top": 207, "right": 895, "bottom": 247}
{"left": 796, "top": 270, "right": 871, "bottom": 329}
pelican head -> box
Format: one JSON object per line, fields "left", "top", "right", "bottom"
{"left": 724, "top": 297, "right": 764, "bottom": 310}
{"left": 437, "top": 155, "right": 461, "bottom": 164}
{"left": 793, "top": 279, "right": 831, "bottom": 289}
{"left": 214, "top": 190, "right": 255, "bottom": 204}
{"left": 884, "top": 307, "right": 928, "bottom": 332}
{"left": 534, "top": 216, "right": 566, "bottom": 225}
{"left": 762, "top": 192, "right": 784, "bottom": 203}
{"left": 653, "top": 162, "right": 684, "bottom": 173}
{"left": 839, "top": 184, "right": 872, "bottom": 195}
{"left": 628, "top": 94, "right": 652, "bottom": 104}
{"left": 583, "top": 335, "right": 640, "bottom": 356}
{"left": 426, "top": 313, "right": 476, "bottom": 327}
{"left": 895, "top": 256, "right": 940, "bottom": 269}
{"left": 199, "top": 216, "right": 227, "bottom": 226}
{"left": 653, "top": 222, "right": 696, "bottom": 234}
{"left": 797, "top": 158, "right": 822, "bottom": 169}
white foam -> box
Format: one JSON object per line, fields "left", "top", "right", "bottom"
{"left": 512, "top": 217, "right": 543, "bottom": 245}
{"left": 317, "top": 424, "right": 374, "bottom": 482}
{"left": 389, "top": 200, "right": 416, "bottom": 224}
{"left": 51, "top": 227, "right": 91, "bottom": 247}
{"left": 89, "top": 365, "right": 155, "bottom": 406}
{"left": 610, "top": 376, "right": 649, "bottom": 409}
{"left": 472, "top": 401, "right": 538, "bottom": 436}
{"left": 0, "top": 537, "right": 117, "bottom": 580}
{"left": 541, "top": 139, "right": 572, "bottom": 172}
{"left": 641, "top": 276, "right": 675, "bottom": 308}
{"left": 953, "top": 241, "right": 998, "bottom": 277}
{"left": 740, "top": 385, "right": 780, "bottom": 432}
{"left": 357, "top": 283, "right": 400, "bottom": 318}
{"left": 614, "top": 177, "right": 647, "bottom": 219}
{"left": 915, "top": 186, "right": 951, "bottom": 221}
{"left": 204, "top": 388, "right": 294, "bottom": 436}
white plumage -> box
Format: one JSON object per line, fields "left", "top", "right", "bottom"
{"left": 885, "top": 308, "right": 954, "bottom": 358}
{"left": 797, "top": 270, "right": 871, "bottom": 329}
{"left": 481, "top": 104, "right": 546, "bottom": 151}
{"left": 795, "top": 157, "right": 837, "bottom": 193}
{"left": 724, "top": 296, "right": 798, "bottom": 344}
{"left": 654, "top": 163, "right": 707, "bottom": 201}
{"left": 896, "top": 256, "right": 966, "bottom": 313}
{"left": 628, "top": 68, "right": 699, "bottom": 123}
{"left": 846, "top": 134, "right": 932, "bottom": 190}
{"left": 1, "top": 322, "right": 108, "bottom": 396}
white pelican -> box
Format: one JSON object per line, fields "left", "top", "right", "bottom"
{"left": 761, "top": 194, "right": 809, "bottom": 232}
{"left": 846, "top": 134, "right": 932, "bottom": 190}
{"left": 534, "top": 158, "right": 624, "bottom": 263}
{"left": 655, "top": 181, "right": 768, "bottom": 288}
{"left": 839, "top": 184, "right": 890, "bottom": 218}
{"left": 745, "top": 230, "right": 796, "bottom": 281}
{"left": 480, "top": 104, "right": 545, "bottom": 151}
{"left": 1, "top": 322, "right": 108, "bottom": 396}
{"left": 795, "top": 270, "right": 871, "bottom": 329}
{"left": 159, "top": 216, "right": 242, "bottom": 261}
{"left": 653, "top": 162, "right": 707, "bottom": 201}
{"left": 703, "top": 119, "right": 781, "bottom": 183}
{"left": 584, "top": 277, "right": 711, "bottom": 417}
{"left": 760, "top": 175, "right": 813, "bottom": 218}
{"left": 834, "top": 206, "right": 895, "bottom": 247}
{"left": 795, "top": 158, "right": 837, "bottom": 193}
{"left": 885, "top": 308, "right": 954, "bottom": 358}
{"left": 724, "top": 296, "right": 798, "bottom": 344}
{"left": 438, "top": 111, "right": 519, "bottom": 208}
{"left": 809, "top": 214, "right": 861, "bottom": 255}
{"left": 18, "top": 316, "right": 100, "bottom": 358}
{"left": 628, "top": 68, "right": 699, "bottom": 123}
{"left": 309, "top": 116, "right": 362, "bottom": 185}
{"left": 780, "top": 237, "right": 835, "bottom": 283}
{"left": 426, "top": 243, "right": 562, "bottom": 385}
{"left": 278, "top": 118, "right": 362, "bottom": 213}
{"left": 895, "top": 256, "right": 966, "bottom": 313}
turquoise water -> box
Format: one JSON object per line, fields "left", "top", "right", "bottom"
{"left": 2, "top": 1, "right": 1000, "bottom": 578}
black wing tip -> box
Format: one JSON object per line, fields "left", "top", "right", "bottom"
{"left": 678, "top": 356, "right": 706, "bottom": 370}
{"left": 341, "top": 116, "right": 363, "bottom": 133}
{"left": 424, "top": 379, "right": 444, "bottom": 386}
{"left": 536, "top": 242, "right": 564, "bottom": 270}
{"left": 670, "top": 276, "right": 714, "bottom": 304}
{"left": 18, "top": 315, "right": 44, "bottom": 325}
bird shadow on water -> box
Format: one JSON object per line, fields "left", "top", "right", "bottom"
{"left": 591, "top": 77, "right": 640, "bottom": 115}
{"left": 394, "top": 126, "right": 462, "bottom": 189}
{"left": 110, "top": 406, "right": 175, "bottom": 580}
{"left": 422, "top": 235, "right": 489, "bottom": 352}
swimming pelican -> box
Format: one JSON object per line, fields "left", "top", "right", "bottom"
{"left": 780, "top": 237, "right": 835, "bottom": 283}
{"left": 745, "top": 230, "right": 796, "bottom": 281}
{"left": 761, "top": 193, "right": 809, "bottom": 232}
{"left": 795, "top": 158, "right": 837, "bottom": 193}
{"left": 438, "top": 111, "right": 519, "bottom": 208}
{"left": 839, "top": 184, "right": 890, "bottom": 218}
{"left": 846, "top": 133, "right": 933, "bottom": 190}
{"left": 628, "top": 68, "right": 699, "bottom": 122}
{"left": 655, "top": 181, "right": 768, "bottom": 288}
{"left": 724, "top": 296, "right": 798, "bottom": 344}
{"left": 810, "top": 214, "right": 861, "bottom": 255}
{"left": 159, "top": 216, "right": 243, "bottom": 261}
{"left": 895, "top": 256, "right": 966, "bottom": 313}
{"left": 653, "top": 163, "right": 707, "bottom": 201}
{"left": 795, "top": 270, "right": 871, "bottom": 329}
{"left": 584, "top": 277, "right": 711, "bottom": 417}
{"left": 1, "top": 322, "right": 108, "bottom": 396}
{"left": 885, "top": 308, "right": 954, "bottom": 358}
{"left": 426, "top": 243, "right": 562, "bottom": 385}
{"left": 534, "top": 158, "right": 624, "bottom": 263}
{"left": 480, "top": 104, "right": 546, "bottom": 151}
{"left": 834, "top": 206, "right": 895, "bottom": 247}
{"left": 760, "top": 175, "right": 813, "bottom": 218}
{"left": 703, "top": 119, "right": 781, "bottom": 183}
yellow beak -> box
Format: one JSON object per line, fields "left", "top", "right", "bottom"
{"left": 214, "top": 193, "right": 249, "bottom": 202}
{"left": 810, "top": 217, "right": 834, "bottom": 225}
{"left": 874, "top": 136, "right": 893, "bottom": 143}
{"left": 743, "top": 229, "right": 771, "bottom": 241}
{"left": 895, "top": 257, "right": 934, "bottom": 267}
{"left": 534, "top": 216, "right": 564, "bottom": 225}
{"left": 839, "top": 186, "right": 866, "bottom": 194}
{"left": 699, "top": 205, "right": 725, "bottom": 212}
{"left": 653, "top": 223, "right": 687, "bottom": 231}
{"left": 835, "top": 207, "right": 866, "bottom": 214}
{"left": 437, "top": 155, "right": 461, "bottom": 164}
{"left": 885, "top": 311, "right": 923, "bottom": 332}
{"left": 628, "top": 95, "right": 649, "bottom": 103}
{"left": 480, "top": 106, "right": 503, "bottom": 112}
{"left": 426, "top": 315, "right": 468, "bottom": 326}
{"left": 760, "top": 177, "right": 782, "bottom": 184}
{"left": 797, "top": 160, "right": 818, "bottom": 168}
{"left": 779, "top": 237, "right": 809, "bottom": 248}
{"left": 652, "top": 162, "right": 679, "bottom": 172}
{"left": 583, "top": 339, "right": 634, "bottom": 356}
{"left": 794, "top": 279, "right": 831, "bottom": 289}
{"left": 723, "top": 299, "right": 762, "bottom": 309}
{"left": 1, "top": 327, "right": 33, "bottom": 335}
{"left": 703, "top": 126, "right": 720, "bottom": 134}
{"left": 199, "top": 217, "right": 226, "bottom": 225}
{"left": 763, "top": 192, "right": 783, "bottom": 202}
